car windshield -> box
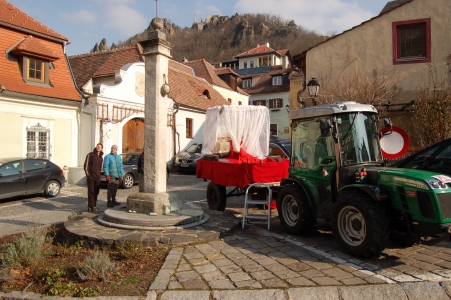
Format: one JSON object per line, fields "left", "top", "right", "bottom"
{"left": 337, "top": 112, "right": 382, "bottom": 165}
{"left": 279, "top": 142, "right": 290, "bottom": 155}
{"left": 121, "top": 154, "right": 138, "bottom": 165}
{"left": 186, "top": 144, "right": 202, "bottom": 153}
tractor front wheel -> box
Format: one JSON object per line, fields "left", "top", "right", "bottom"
{"left": 331, "top": 190, "right": 390, "bottom": 257}
{"left": 277, "top": 185, "right": 316, "bottom": 235}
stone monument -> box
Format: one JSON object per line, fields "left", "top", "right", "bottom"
{"left": 126, "top": 18, "right": 180, "bottom": 215}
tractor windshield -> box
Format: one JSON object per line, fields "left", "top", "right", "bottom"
{"left": 337, "top": 112, "right": 382, "bottom": 165}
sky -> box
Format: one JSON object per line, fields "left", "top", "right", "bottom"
{"left": 9, "top": 0, "right": 391, "bottom": 56}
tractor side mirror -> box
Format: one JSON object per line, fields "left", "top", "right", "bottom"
{"left": 383, "top": 117, "right": 393, "bottom": 128}
{"left": 320, "top": 119, "right": 332, "bottom": 137}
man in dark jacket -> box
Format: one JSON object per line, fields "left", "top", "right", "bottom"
{"left": 84, "top": 143, "right": 104, "bottom": 212}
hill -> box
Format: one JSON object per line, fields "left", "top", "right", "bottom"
{"left": 90, "top": 13, "right": 326, "bottom": 64}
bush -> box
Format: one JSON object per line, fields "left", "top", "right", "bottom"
{"left": 76, "top": 249, "right": 117, "bottom": 281}
{"left": 1, "top": 227, "right": 46, "bottom": 269}
{"left": 117, "top": 241, "right": 146, "bottom": 259}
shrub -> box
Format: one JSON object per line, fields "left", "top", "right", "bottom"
{"left": 76, "top": 249, "right": 117, "bottom": 281}
{"left": 117, "top": 241, "right": 146, "bottom": 259}
{"left": 1, "top": 227, "right": 46, "bottom": 269}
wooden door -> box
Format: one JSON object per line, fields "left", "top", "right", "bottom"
{"left": 122, "top": 118, "right": 144, "bottom": 153}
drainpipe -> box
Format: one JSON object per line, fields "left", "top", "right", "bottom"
{"left": 64, "top": 43, "right": 95, "bottom": 163}
{"left": 172, "top": 102, "right": 180, "bottom": 167}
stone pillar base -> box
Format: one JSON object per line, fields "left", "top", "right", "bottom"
{"left": 127, "top": 192, "right": 181, "bottom": 215}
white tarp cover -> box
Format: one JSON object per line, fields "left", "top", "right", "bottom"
{"left": 202, "top": 105, "right": 270, "bottom": 159}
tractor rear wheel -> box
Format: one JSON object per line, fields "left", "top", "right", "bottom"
{"left": 331, "top": 190, "right": 390, "bottom": 257}
{"left": 277, "top": 185, "right": 316, "bottom": 235}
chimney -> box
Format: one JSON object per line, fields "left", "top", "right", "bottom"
{"left": 266, "top": 42, "right": 270, "bottom": 47}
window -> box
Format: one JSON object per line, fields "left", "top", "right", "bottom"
{"left": 392, "top": 18, "right": 431, "bottom": 64}
{"left": 272, "top": 76, "right": 282, "bottom": 85}
{"left": 238, "top": 101, "right": 242, "bottom": 105}
{"left": 270, "top": 124, "right": 278, "bottom": 136}
{"left": 242, "top": 79, "right": 252, "bottom": 88}
{"left": 27, "top": 58, "right": 44, "bottom": 82}
{"left": 244, "top": 62, "right": 248, "bottom": 69}
{"left": 250, "top": 61, "right": 254, "bottom": 68}
{"left": 186, "top": 118, "right": 193, "bottom": 138}
{"left": 269, "top": 98, "right": 282, "bottom": 109}
{"left": 26, "top": 123, "right": 50, "bottom": 159}
{"left": 25, "top": 160, "right": 43, "bottom": 172}
{"left": 0, "top": 162, "right": 22, "bottom": 177}
{"left": 253, "top": 100, "right": 266, "bottom": 106}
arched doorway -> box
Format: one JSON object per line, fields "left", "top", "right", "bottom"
{"left": 122, "top": 118, "right": 144, "bottom": 153}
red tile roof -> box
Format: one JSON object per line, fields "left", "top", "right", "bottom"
{"left": 0, "top": 0, "right": 68, "bottom": 41}
{"left": 169, "top": 60, "right": 230, "bottom": 110}
{"left": 184, "top": 59, "right": 233, "bottom": 90}
{"left": 184, "top": 59, "right": 249, "bottom": 96}
{"left": 241, "top": 66, "right": 294, "bottom": 95}
{"left": 235, "top": 45, "right": 278, "bottom": 58}
{"left": 69, "top": 45, "right": 144, "bottom": 89}
{"left": 11, "top": 35, "right": 59, "bottom": 61}
{"left": 0, "top": 1, "right": 81, "bottom": 102}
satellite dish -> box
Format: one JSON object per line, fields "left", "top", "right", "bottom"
{"left": 379, "top": 126, "right": 410, "bottom": 159}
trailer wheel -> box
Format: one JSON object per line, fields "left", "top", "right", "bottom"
{"left": 277, "top": 185, "right": 316, "bottom": 235}
{"left": 331, "top": 190, "right": 390, "bottom": 257}
{"left": 207, "top": 182, "right": 227, "bottom": 211}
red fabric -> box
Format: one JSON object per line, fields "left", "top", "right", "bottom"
{"left": 196, "top": 158, "right": 289, "bottom": 188}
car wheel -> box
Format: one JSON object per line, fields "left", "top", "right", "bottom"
{"left": 44, "top": 180, "right": 61, "bottom": 197}
{"left": 121, "top": 174, "right": 134, "bottom": 189}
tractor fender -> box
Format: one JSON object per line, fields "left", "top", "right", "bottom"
{"left": 280, "top": 178, "right": 316, "bottom": 211}
{"left": 338, "top": 184, "right": 389, "bottom": 202}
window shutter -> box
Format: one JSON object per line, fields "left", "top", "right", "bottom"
{"left": 269, "top": 99, "right": 274, "bottom": 108}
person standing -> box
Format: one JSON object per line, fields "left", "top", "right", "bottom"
{"left": 103, "top": 145, "right": 124, "bottom": 207}
{"left": 84, "top": 143, "right": 104, "bottom": 212}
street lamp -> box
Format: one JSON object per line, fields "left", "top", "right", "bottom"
{"left": 307, "top": 78, "right": 320, "bottom": 97}
{"left": 285, "top": 104, "right": 290, "bottom": 113}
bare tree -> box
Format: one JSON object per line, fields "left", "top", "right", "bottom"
{"left": 412, "top": 64, "right": 451, "bottom": 148}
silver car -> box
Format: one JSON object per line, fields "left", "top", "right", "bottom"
{"left": 175, "top": 143, "right": 202, "bottom": 172}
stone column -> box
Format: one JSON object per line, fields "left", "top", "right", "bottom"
{"left": 127, "top": 18, "right": 180, "bottom": 215}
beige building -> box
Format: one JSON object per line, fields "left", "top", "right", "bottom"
{"left": 293, "top": 0, "right": 450, "bottom": 148}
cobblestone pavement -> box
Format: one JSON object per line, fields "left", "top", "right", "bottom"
{"left": 142, "top": 197, "right": 451, "bottom": 299}
{"left": 4, "top": 177, "right": 451, "bottom": 299}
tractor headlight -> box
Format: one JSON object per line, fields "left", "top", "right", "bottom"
{"left": 426, "top": 179, "right": 448, "bottom": 189}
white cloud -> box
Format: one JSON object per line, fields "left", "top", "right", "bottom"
{"left": 102, "top": 4, "right": 148, "bottom": 37}
{"left": 234, "top": 0, "right": 374, "bottom": 35}
{"left": 60, "top": 10, "right": 96, "bottom": 24}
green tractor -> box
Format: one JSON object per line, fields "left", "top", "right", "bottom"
{"left": 278, "top": 101, "right": 451, "bottom": 257}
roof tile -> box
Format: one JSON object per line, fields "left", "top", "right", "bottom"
{"left": 0, "top": 0, "right": 68, "bottom": 41}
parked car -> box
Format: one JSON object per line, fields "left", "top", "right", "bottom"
{"left": 175, "top": 143, "right": 202, "bottom": 172}
{"left": 269, "top": 139, "right": 290, "bottom": 159}
{"left": 101, "top": 152, "right": 140, "bottom": 189}
{"left": 391, "top": 138, "right": 451, "bottom": 175}
{"left": 0, "top": 158, "right": 65, "bottom": 200}
{"left": 101, "top": 152, "right": 169, "bottom": 188}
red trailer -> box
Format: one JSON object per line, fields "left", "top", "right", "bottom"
{"left": 196, "top": 105, "right": 289, "bottom": 211}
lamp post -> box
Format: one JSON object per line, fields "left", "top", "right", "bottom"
{"left": 307, "top": 78, "right": 320, "bottom": 97}
{"left": 285, "top": 104, "right": 290, "bottom": 114}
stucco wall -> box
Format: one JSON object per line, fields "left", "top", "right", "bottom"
{"left": 0, "top": 95, "right": 80, "bottom": 169}
{"left": 249, "top": 92, "right": 290, "bottom": 139}
{"left": 213, "top": 85, "right": 249, "bottom": 105}
{"left": 306, "top": 0, "right": 450, "bottom": 104}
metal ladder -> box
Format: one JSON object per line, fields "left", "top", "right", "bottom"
{"left": 242, "top": 183, "right": 273, "bottom": 230}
